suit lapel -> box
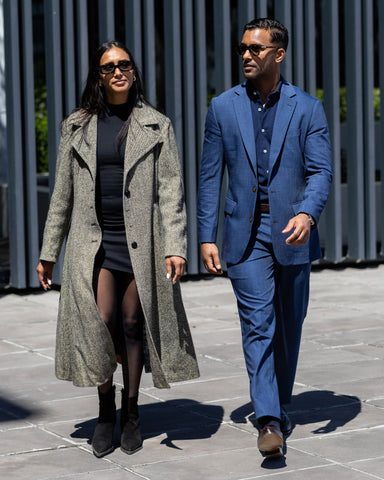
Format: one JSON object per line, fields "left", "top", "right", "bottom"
{"left": 233, "top": 85, "right": 257, "bottom": 176}
{"left": 269, "top": 85, "right": 297, "bottom": 172}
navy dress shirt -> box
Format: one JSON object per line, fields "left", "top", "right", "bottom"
{"left": 246, "top": 80, "right": 282, "bottom": 205}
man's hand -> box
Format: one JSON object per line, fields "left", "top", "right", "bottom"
{"left": 166, "top": 256, "right": 186, "bottom": 284}
{"left": 282, "top": 213, "right": 312, "bottom": 245}
{"left": 36, "top": 260, "right": 54, "bottom": 290}
{"left": 201, "top": 243, "right": 223, "bottom": 275}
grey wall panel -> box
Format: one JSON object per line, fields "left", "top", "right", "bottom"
{"left": 164, "top": 0, "right": 183, "bottom": 156}
{"left": 76, "top": 0, "right": 89, "bottom": 100}
{"left": 181, "top": 0, "right": 198, "bottom": 274}
{"left": 345, "top": 0, "right": 365, "bottom": 260}
{"left": 322, "top": 0, "right": 342, "bottom": 262}
{"left": 304, "top": 0, "right": 316, "bottom": 97}
{"left": 362, "top": 0, "right": 376, "bottom": 259}
{"left": 98, "top": 0, "right": 115, "bottom": 43}
{"left": 143, "top": 0, "right": 156, "bottom": 106}
{"left": 2, "top": 0, "right": 383, "bottom": 287}
{"left": 379, "top": 0, "right": 384, "bottom": 255}
{"left": 63, "top": 0, "right": 77, "bottom": 115}
{"left": 21, "top": 0, "right": 39, "bottom": 287}
{"left": 4, "top": 0, "right": 26, "bottom": 288}
{"left": 125, "top": 0, "right": 143, "bottom": 69}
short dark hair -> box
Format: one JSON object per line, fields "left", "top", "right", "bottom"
{"left": 243, "top": 18, "right": 289, "bottom": 51}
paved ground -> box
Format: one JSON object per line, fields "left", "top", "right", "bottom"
{"left": 0, "top": 265, "right": 383, "bottom": 479}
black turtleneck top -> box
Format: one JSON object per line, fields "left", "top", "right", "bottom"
{"left": 94, "top": 102, "right": 133, "bottom": 272}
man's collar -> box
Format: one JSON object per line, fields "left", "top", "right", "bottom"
{"left": 246, "top": 77, "right": 283, "bottom": 103}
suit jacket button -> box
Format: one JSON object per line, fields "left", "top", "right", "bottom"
{"left": 131, "top": 242, "right": 137, "bottom": 249}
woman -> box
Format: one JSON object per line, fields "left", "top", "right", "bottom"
{"left": 36, "top": 41, "right": 199, "bottom": 458}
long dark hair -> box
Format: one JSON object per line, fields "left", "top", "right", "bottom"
{"left": 78, "top": 41, "right": 149, "bottom": 144}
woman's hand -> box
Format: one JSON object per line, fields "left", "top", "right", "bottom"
{"left": 36, "top": 260, "right": 54, "bottom": 290}
{"left": 166, "top": 256, "right": 186, "bottom": 284}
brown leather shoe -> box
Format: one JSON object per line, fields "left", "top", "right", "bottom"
{"left": 257, "top": 424, "right": 283, "bottom": 458}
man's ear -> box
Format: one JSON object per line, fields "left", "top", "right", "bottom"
{"left": 275, "top": 48, "right": 286, "bottom": 64}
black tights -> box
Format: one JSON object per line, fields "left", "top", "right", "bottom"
{"left": 93, "top": 267, "right": 143, "bottom": 397}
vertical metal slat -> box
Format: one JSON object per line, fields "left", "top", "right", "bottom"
{"left": 76, "top": 0, "right": 89, "bottom": 101}
{"left": 322, "top": 0, "right": 342, "bottom": 262}
{"left": 345, "top": 0, "right": 365, "bottom": 260}
{"left": 213, "top": 0, "right": 232, "bottom": 95}
{"left": 4, "top": 0, "right": 26, "bottom": 288}
{"left": 362, "top": 0, "right": 376, "bottom": 259}
{"left": 163, "top": 0, "right": 183, "bottom": 156}
{"left": 237, "top": 0, "right": 256, "bottom": 82}
{"left": 21, "top": 0, "right": 39, "bottom": 287}
{"left": 379, "top": 0, "right": 384, "bottom": 255}
{"left": 274, "top": 0, "right": 292, "bottom": 82}
{"left": 63, "top": 0, "right": 76, "bottom": 115}
{"left": 292, "top": 0, "right": 304, "bottom": 89}
{"left": 142, "top": 0, "right": 156, "bottom": 106}
{"left": 125, "top": 0, "right": 142, "bottom": 69}
{"left": 98, "top": 0, "right": 115, "bottom": 43}
{"left": 304, "top": 0, "right": 316, "bottom": 97}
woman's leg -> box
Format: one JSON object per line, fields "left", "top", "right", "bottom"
{"left": 117, "top": 273, "right": 144, "bottom": 454}
{"left": 119, "top": 274, "right": 144, "bottom": 396}
{"left": 91, "top": 267, "right": 118, "bottom": 457}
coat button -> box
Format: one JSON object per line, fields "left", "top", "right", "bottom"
{"left": 131, "top": 242, "right": 137, "bottom": 249}
{"left": 252, "top": 186, "right": 256, "bottom": 192}
{"left": 249, "top": 217, "right": 253, "bottom": 223}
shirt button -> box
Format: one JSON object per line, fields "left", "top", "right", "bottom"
{"left": 131, "top": 242, "right": 138, "bottom": 249}
{"left": 263, "top": 149, "right": 268, "bottom": 153}
{"left": 252, "top": 186, "right": 256, "bottom": 192}
{"left": 261, "top": 128, "right": 265, "bottom": 133}
{"left": 258, "top": 107, "right": 262, "bottom": 112}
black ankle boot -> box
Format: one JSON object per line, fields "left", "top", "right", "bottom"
{"left": 120, "top": 389, "right": 143, "bottom": 454}
{"left": 92, "top": 385, "right": 116, "bottom": 458}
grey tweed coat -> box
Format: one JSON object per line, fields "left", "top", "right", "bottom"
{"left": 40, "top": 103, "right": 199, "bottom": 388}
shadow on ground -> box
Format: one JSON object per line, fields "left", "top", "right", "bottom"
{"left": 230, "top": 389, "right": 361, "bottom": 434}
{"left": 0, "top": 394, "right": 42, "bottom": 423}
{"left": 71, "top": 398, "right": 224, "bottom": 451}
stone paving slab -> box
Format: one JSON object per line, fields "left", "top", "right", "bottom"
{"left": 0, "top": 265, "right": 384, "bottom": 479}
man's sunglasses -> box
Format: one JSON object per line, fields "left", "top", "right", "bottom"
{"left": 99, "top": 60, "right": 133, "bottom": 75}
{"left": 236, "top": 44, "right": 276, "bottom": 57}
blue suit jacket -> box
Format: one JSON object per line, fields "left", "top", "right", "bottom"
{"left": 197, "top": 79, "right": 333, "bottom": 266}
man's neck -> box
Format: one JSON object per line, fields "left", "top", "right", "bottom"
{"left": 251, "top": 73, "right": 281, "bottom": 105}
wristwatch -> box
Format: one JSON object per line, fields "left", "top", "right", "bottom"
{"left": 300, "top": 212, "right": 316, "bottom": 229}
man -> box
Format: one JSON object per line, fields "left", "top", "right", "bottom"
{"left": 197, "top": 18, "right": 332, "bottom": 458}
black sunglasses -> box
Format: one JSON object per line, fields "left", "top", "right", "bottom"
{"left": 99, "top": 60, "right": 133, "bottom": 75}
{"left": 236, "top": 44, "right": 276, "bottom": 57}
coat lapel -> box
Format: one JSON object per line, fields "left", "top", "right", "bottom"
{"left": 233, "top": 85, "right": 257, "bottom": 176}
{"left": 71, "top": 114, "right": 98, "bottom": 181}
{"left": 124, "top": 104, "right": 161, "bottom": 177}
{"left": 70, "top": 105, "right": 161, "bottom": 181}
{"left": 269, "top": 83, "right": 297, "bottom": 172}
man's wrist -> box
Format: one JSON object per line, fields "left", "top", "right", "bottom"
{"left": 299, "top": 212, "right": 316, "bottom": 229}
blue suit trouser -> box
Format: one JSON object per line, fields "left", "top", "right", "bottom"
{"left": 227, "top": 214, "right": 311, "bottom": 421}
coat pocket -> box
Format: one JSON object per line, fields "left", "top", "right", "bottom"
{"left": 224, "top": 196, "right": 237, "bottom": 215}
